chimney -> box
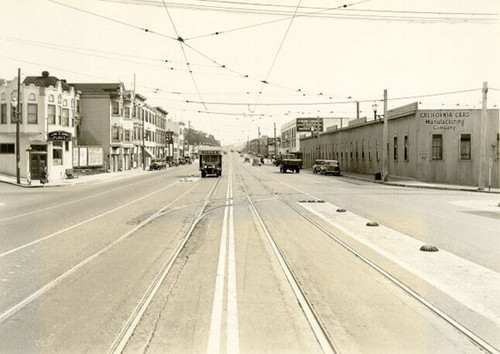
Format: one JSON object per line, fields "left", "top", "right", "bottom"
{"left": 42, "top": 71, "right": 49, "bottom": 78}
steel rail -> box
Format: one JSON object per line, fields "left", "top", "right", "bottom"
{"left": 0, "top": 178, "right": 208, "bottom": 325}
{"left": 109, "top": 176, "right": 223, "bottom": 354}
{"left": 239, "top": 161, "right": 499, "bottom": 354}
{"left": 234, "top": 163, "right": 338, "bottom": 354}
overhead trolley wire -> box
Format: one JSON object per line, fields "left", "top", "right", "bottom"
{"left": 47, "top": 0, "right": 178, "bottom": 41}
{"left": 250, "top": 0, "right": 303, "bottom": 112}
{"left": 186, "top": 88, "right": 483, "bottom": 106}
{"left": 160, "top": 0, "right": 208, "bottom": 110}
{"left": 103, "top": 0, "right": 497, "bottom": 26}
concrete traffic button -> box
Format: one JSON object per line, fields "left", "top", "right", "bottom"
{"left": 420, "top": 244, "right": 439, "bottom": 252}
{"left": 336, "top": 208, "right": 346, "bottom": 213}
{"left": 366, "top": 221, "right": 379, "bottom": 227}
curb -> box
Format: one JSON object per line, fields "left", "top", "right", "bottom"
{"left": 341, "top": 174, "right": 500, "bottom": 194}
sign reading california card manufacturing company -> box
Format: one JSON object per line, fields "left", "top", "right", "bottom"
{"left": 419, "top": 111, "right": 470, "bottom": 131}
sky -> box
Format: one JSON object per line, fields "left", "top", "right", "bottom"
{"left": 0, "top": 0, "right": 499, "bottom": 146}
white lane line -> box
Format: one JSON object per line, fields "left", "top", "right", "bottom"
{"left": 0, "top": 173, "right": 167, "bottom": 222}
{"left": 0, "top": 182, "right": 200, "bottom": 324}
{"left": 207, "top": 163, "right": 239, "bottom": 354}
{"left": 0, "top": 180, "right": 181, "bottom": 259}
{"left": 207, "top": 177, "right": 230, "bottom": 354}
{"left": 226, "top": 171, "right": 240, "bottom": 354}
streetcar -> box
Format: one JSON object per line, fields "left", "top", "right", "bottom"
{"left": 199, "top": 146, "right": 222, "bottom": 178}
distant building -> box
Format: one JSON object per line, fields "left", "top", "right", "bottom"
{"left": 280, "top": 117, "right": 351, "bottom": 154}
{"left": 72, "top": 84, "right": 170, "bottom": 171}
{"left": 0, "top": 71, "right": 80, "bottom": 181}
{"left": 300, "top": 103, "right": 499, "bottom": 187}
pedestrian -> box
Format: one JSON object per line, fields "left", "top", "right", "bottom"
{"left": 40, "top": 166, "right": 48, "bottom": 185}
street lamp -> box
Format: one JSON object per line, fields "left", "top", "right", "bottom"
{"left": 372, "top": 102, "right": 378, "bottom": 120}
{"left": 11, "top": 97, "right": 20, "bottom": 184}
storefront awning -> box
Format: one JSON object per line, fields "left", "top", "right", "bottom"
{"left": 144, "top": 149, "right": 156, "bottom": 159}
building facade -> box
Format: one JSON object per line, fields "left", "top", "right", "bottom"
{"left": 0, "top": 71, "right": 80, "bottom": 181}
{"left": 73, "top": 84, "right": 171, "bottom": 171}
{"left": 280, "top": 117, "right": 351, "bottom": 154}
{"left": 300, "top": 103, "right": 499, "bottom": 187}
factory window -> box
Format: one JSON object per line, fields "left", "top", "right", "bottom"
{"left": 432, "top": 134, "right": 443, "bottom": 160}
{"left": 393, "top": 136, "right": 398, "bottom": 161}
{"left": 460, "top": 134, "right": 471, "bottom": 160}
{"left": 404, "top": 135, "right": 409, "bottom": 161}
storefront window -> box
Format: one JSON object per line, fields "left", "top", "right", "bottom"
{"left": 62, "top": 108, "right": 69, "bottom": 126}
{"left": 48, "top": 105, "right": 56, "bottom": 124}
{"left": 53, "top": 141, "right": 63, "bottom": 166}
{"left": 112, "top": 101, "right": 120, "bottom": 115}
{"left": 27, "top": 104, "right": 38, "bottom": 124}
{"left": 112, "top": 126, "right": 119, "bottom": 141}
{"left": 432, "top": 134, "right": 443, "bottom": 160}
{"left": 460, "top": 134, "right": 471, "bottom": 160}
{"left": 0, "top": 104, "right": 6, "bottom": 124}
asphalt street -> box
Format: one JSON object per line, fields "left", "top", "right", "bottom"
{"left": 0, "top": 154, "right": 498, "bottom": 353}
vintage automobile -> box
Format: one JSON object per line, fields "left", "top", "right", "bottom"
{"left": 199, "top": 146, "right": 222, "bottom": 177}
{"left": 150, "top": 159, "right": 166, "bottom": 170}
{"left": 252, "top": 156, "right": 262, "bottom": 166}
{"left": 279, "top": 153, "right": 302, "bottom": 173}
{"left": 312, "top": 159, "right": 326, "bottom": 174}
{"left": 321, "top": 160, "right": 341, "bottom": 176}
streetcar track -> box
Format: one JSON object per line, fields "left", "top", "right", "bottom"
{"left": 0, "top": 177, "right": 203, "bottom": 259}
{"left": 109, "top": 172, "right": 224, "bottom": 354}
{"left": 0, "top": 178, "right": 212, "bottom": 325}
{"left": 239, "top": 162, "right": 499, "bottom": 354}
{"left": 234, "top": 163, "right": 337, "bottom": 354}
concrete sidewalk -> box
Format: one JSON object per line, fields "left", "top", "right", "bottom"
{"left": 341, "top": 171, "right": 500, "bottom": 194}
{"left": 0, "top": 168, "right": 151, "bottom": 188}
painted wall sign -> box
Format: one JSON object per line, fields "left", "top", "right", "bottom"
{"left": 420, "top": 111, "right": 469, "bottom": 131}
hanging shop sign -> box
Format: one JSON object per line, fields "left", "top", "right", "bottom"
{"left": 48, "top": 130, "right": 72, "bottom": 142}
{"left": 165, "top": 131, "right": 174, "bottom": 144}
{"left": 48, "top": 130, "right": 71, "bottom": 141}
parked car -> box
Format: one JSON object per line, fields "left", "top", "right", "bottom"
{"left": 150, "top": 159, "right": 166, "bottom": 170}
{"left": 312, "top": 159, "right": 326, "bottom": 174}
{"left": 252, "top": 157, "right": 262, "bottom": 166}
{"left": 321, "top": 160, "right": 341, "bottom": 176}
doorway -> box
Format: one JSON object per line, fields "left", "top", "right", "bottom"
{"left": 30, "top": 153, "right": 48, "bottom": 180}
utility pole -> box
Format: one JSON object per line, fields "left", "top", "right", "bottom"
{"left": 478, "top": 81, "right": 488, "bottom": 190}
{"left": 382, "top": 89, "right": 389, "bottom": 181}
{"left": 258, "top": 126, "right": 261, "bottom": 155}
{"left": 16, "top": 68, "right": 21, "bottom": 184}
{"left": 187, "top": 120, "right": 190, "bottom": 159}
{"left": 142, "top": 108, "right": 145, "bottom": 170}
{"left": 273, "top": 122, "right": 277, "bottom": 158}
{"left": 356, "top": 101, "right": 360, "bottom": 119}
